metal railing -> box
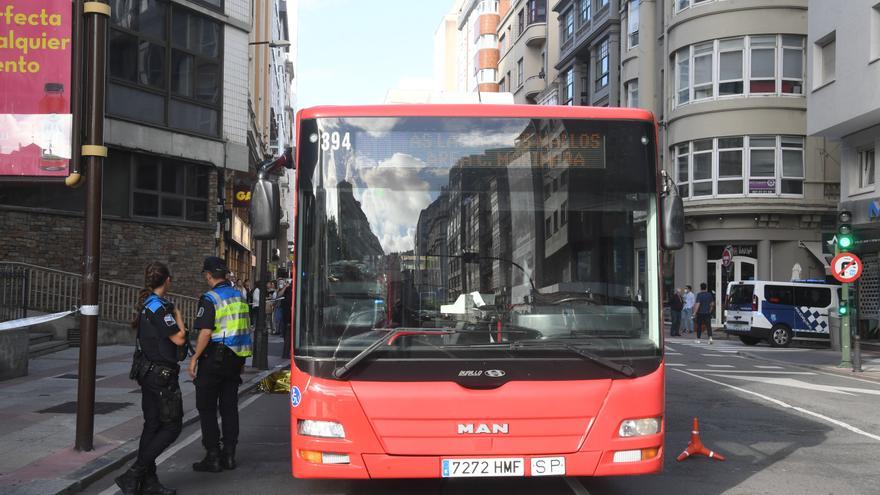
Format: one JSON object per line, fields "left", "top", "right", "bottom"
{"left": 0, "top": 267, "right": 29, "bottom": 322}
{"left": 0, "top": 262, "right": 199, "bottom": 325}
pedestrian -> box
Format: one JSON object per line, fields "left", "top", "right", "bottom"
{"left": 692, "top": 282, "right": 715, "bottom": 344}
{"left": 682, "top": 285, "right": 696, "bottom": 335}
{"left": 116, "top": 262, "right": 186, "bottom": 495}
{"left": 265, "top": 281, "right": 277, "bottom": 335}
{"left": 279, "top": 280, "right": 292, "bottom": 359}
{"left": 189, "top": 256, "right": 253, "bottom": 473}
{"left": 244, "top": 279, "right": 260, "bottom": 327}
{"left": 669, "top": 288, "right": 684, "bottom": 337}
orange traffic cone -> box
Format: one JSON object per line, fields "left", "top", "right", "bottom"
{"left": 676, "top": 417, "right": 726, "bottom": 462}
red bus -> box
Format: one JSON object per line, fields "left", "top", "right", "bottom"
{"left": 253, "top": 104, "right": 684, "bottom": 479}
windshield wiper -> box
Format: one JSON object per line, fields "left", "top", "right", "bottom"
{"left": 511, "top": 339, "right": 635, "bottom": 377}
{"left": 332, "top": 328, "right": 457, "bottom": 379}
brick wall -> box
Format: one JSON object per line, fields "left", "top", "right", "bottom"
{"left": 0, "top": 209, "right": 216, "bottom": 298}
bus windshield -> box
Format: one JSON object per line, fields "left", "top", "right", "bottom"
{"left": 295, "top": 116, "right": 662, "bottom": 380}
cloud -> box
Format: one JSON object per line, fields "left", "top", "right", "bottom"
{"left": 356, "top": 153, "right": 433, "bottom": 253}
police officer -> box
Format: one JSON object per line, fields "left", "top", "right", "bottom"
{"left": 189, "top": 256, "right": 253, "bottom": 472}
{"left": 116, "top": 262, "right": 186, "bottom": 495}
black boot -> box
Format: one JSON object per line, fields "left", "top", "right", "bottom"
{"left": 221, "top": 445, "right": 236, "bottom": 470}
{"left": 115, "top": 462, "right": 147, "bottom": 495}
{"left": 142, "top": 464, "right": 176, "bottom": 495}
{"left": 192, "top": 449, "right": 223, "bottom": 473}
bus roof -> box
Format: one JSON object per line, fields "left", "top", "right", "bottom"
{"left": 298, "top": 104, "right": 656, "bottom": 122}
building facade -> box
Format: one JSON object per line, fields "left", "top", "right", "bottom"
{"left": 457, "top": 0, "right": 502, "bottom": 93}
{"left": 0, "top": 0, "right": 294, "bottom": 298}
{"left": 807, "top": 0, "right": 880, "bottom": 335}
{"left": 497, "top": 0, "right": 560, "bottom": 104}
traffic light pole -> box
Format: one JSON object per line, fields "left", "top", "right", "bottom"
{"left": 852, "top": 283, "right": 862, "bottom": 373}
{"left": 838, "top": 280, "right": 852, "bottom": 369}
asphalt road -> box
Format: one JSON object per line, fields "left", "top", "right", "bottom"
{"left": 83, "top": 338, "right": 880, "bottom": 495}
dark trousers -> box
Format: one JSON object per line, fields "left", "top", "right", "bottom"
{"left": 281, "top": 320, "right": 291, "bottom": 359}
{"left": 195, "top": 356, "right": 245, "bottom": 452}
{"left": 137, "top": 372, "right": 183, "bottom": 466}
{"left": 695, "top": 313, "right": 713, "bottom": 339}
{"left": 670, "top": 309, "right": 682, "bottom": 336}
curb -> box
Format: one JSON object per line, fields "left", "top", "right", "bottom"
{"left": 52, "top": 363, "right": 288, "bottom": 495}
{"left": 735, "top": 350, "right": 880, "bottom": 383}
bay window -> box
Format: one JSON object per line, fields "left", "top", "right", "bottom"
{"left": 595, "top": 38, "right": 609, "bottom": 90}
{"left": 676, "top": 135, "right": 805, "bottom": 198}
{"left": 674, "top": 35, "right": 805, "bottom": 107}
{"left": 628, "top": 0, "right": 639, "bottom": 49}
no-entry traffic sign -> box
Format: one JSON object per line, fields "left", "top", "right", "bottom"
{"left": 831, "top": 252, "right": 863, "bottom": 283}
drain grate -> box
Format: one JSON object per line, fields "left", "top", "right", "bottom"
{"left": 38, "top": 401, "right": 133, "bottom": 414}
{"left": 53, "top": 373, "right": 105, "bottom": 380}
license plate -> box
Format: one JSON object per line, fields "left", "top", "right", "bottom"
{"left": 441, "top": 458, "right": 524, "bottom": 478}
{"left": 530, "top": 456, "right": 566, "bottom": 476}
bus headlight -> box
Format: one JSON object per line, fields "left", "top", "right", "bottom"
{"left": 298, "top": 419, "right": 346, "bottom": 439}
{"left": 618, "top": 418, "right": 660, "bottom": 437}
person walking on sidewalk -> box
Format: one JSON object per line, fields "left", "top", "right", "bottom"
{"left": 669, "top": 288, "right": 684, "bottom": 337}
{"left": 189, "top": 256, "right": 253, "bottom": 473}
{"left": 116, "top": 262, "right": 187, "bottom": 495}
{"left": 693, "top": 282, "right": 715, "bottom": 344}
{"left": 682, "top": 285, "right": 696, "bottom": 335}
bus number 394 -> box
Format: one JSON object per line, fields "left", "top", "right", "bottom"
{"left": 320, "top": 131, "right": 351, "bottom": 151}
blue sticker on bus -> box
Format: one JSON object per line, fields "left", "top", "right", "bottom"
{"left": 291, "top": 386, "right": 302, "bottom": 407}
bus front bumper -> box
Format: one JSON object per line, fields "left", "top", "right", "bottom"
{"left": 292, "top": 448, "right": 663, "bottom": 479}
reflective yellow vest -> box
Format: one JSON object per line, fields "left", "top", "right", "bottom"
{"left": 203, "top": 284, "right": 253, "bottom": 357}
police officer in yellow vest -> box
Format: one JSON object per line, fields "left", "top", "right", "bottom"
{"left": 189, "top": 256, "right": 253, "bottom": 472}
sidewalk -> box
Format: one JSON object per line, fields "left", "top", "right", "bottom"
{"left": 0, "top": 336, "right": 288, "bottom": 495}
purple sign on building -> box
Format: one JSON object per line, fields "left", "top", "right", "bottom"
{"left": 749, "top": 179, "right": 776, "bottom": 194}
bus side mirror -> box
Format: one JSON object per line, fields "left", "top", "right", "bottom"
{"left": 250, "top": 178, "right": 280, "bottom": 240}
{"left": 661, "top": 186, "right": 685, "bottom": 251}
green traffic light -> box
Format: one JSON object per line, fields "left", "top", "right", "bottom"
{"left": 839, "top": 235, "right": 854, "bottom": 249}
{"left": 839, "top": 305, "right": 848, "bottom": 316}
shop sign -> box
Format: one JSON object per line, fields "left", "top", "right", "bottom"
{"left": 721, "top": 245, "right": 733, "bottom": 268}
{"left": 0, "top": 1, "right": 73, "bottom": 178}
{"left": 709, "top": 245, "right": 756, "bottom": 260}
{"left": 233, "top": 184, "right": 252, "bottom": 207}
{"left": 868, "top": 200, "right": 880, "bottom": 220}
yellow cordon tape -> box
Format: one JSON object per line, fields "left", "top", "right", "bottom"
{"left": 81, "top": 145, "right": 108, "bottom": 157}
{"left": 83, "top": 2, "right": 111, "bottom": 16}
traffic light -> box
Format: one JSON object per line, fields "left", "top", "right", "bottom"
{"left": 837, "top": 210, "right": 854, "bottom": 251}
{"left": 839, "top": 300, "right": 849, "bottom": 316}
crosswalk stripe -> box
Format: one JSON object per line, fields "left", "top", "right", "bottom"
{"left": 665, "top": 363, "right": 686, "bottom": 367}
{"left": 707, "top": 364, "right": 734, "bottom": 368}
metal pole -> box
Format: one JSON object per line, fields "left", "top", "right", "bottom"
{"left": 75, "top": 0, "right": 108, "bottom": 452}
{"left": 852, "top": 282, "right": 862, "bottom": 372}
{"left": 839, "top": 282, "right": 852, "bottom": 368}
{"left": 252, "top": 240, "right": 269, "bottom": 370}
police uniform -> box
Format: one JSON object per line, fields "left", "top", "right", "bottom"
{"left": 123, "top": 294, "right": 184, "bottom": 495}
{"left": 192, "top": 278, "right": 252, "bottom": 471}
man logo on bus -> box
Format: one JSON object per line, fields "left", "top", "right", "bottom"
{"left": 457, "top": 423, "right": 509, "bottom": 434}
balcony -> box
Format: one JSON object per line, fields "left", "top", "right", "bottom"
{"left": 522, "top": 20, "right": 547, "bottom": 47}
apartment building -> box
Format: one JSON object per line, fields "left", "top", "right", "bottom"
{"left": 519, "top": 0, "right": 837, "bottom": 324}
{"left": 807, "top": 0, "right": 880, "bottom": 331}
{"left": 496, "top": 0, "right": 560, "bottom": 104}
{"left": 457, "top": 0, "right": 502, "bottom": 93}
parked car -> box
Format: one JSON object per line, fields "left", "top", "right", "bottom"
{"left": 724, "top": 280, "right": 840, "bottom": 347}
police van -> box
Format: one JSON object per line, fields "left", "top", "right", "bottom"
{"left": 724, "top": 280, "right": 840, "bottom": 347}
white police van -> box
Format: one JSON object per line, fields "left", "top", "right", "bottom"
{"left": 724, "top": 280, "right": 840, "bottom": 347}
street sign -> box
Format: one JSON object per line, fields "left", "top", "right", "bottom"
{"left": 721, "top": 245, "right": 733, "bottom": 268}
{"left": 831, "top": 252, "right": 863, "bottom": 284}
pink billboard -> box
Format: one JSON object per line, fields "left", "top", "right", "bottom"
{"left": 0, "top": 1, "right": 73, "bottom": 177}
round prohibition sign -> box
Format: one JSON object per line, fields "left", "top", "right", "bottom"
{"left": 831, "top": 252, "right": 863, "bottom": 283}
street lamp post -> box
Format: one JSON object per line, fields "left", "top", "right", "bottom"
{"left": 249, "top": 40, "right": 291, "bottom": 48}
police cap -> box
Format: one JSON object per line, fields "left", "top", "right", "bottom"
{"left": 202, "top": 256, "right": 229, "bottom": 275}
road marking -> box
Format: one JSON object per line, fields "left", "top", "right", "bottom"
{"left": 665, "top": 363, "right": 686, "bottom": 367}
{"left": 666, "top": 352, "right": 682, "bottom": 355}
{"left": 98, "top": 392, "right": 263, "bottom": 495}
{"left": 673, "top": 369, "right": 880, "bottom": 443}
{"left": 702, "top": 354, "right": 726, "bottom": 357}
{"left": 686, "top": 369, "right": 815, "bottom": 374}
{"left": 709, "top": 374, "right": 880, "bottom": 396}
{"left": 706, "top": 364, "right": 734, "bottom": 368}
{"left": 755, "top": 365, "right": 784, "bottom": 369}
{"left": 565, "top": 477, "right": 591, "bottom": 495}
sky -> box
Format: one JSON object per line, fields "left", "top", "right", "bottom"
{"left": 292, "top": 0, "right": 453, "bottom": 109}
